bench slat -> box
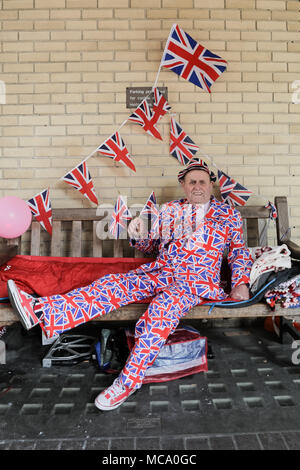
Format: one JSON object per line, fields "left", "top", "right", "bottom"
{"left": 52, "top": 208, "right": 102, "bottom": 221}
{"left": 50, "top": 220, "right": 61, "bottom": 256}
{"left": 0, "top": 302, "right": 296, "bottom": 324}
{"left": 114, "top": 239, "right": 123, "bottom": 257}
{"left": 242, "top": 219, "right": 248, "bottom": 244}
{"left": 275, "top": 196, "right": 290, "bottom": 243}
{"left": 6, "top": 237, "right": 20, "bottom": 248}
{"left": 237, "top": 205, "right": 270, "bottom": 218}
{"left": 50, "top": 206, "right": 271, "bottom": 221}
{"left": 71, "top": 220, "right": 82, "bottom": 257}
{"left": 30, "top": 221, "right": 41, "bottom": 256}
{"left": 248, "top": 218, "right": 259, "bottom": 246}
{"left": 258, "top": 218, "right": 268, "bottom": 246}
{"left": 93, "top": 221, "right": 103, "bottom": 257}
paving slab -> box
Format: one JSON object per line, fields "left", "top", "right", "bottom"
{"left": 0, "top": 320, "right": 300, "bottom": 450}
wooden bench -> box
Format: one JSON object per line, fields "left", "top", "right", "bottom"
{"left": 1, "top": 196, "right": 300, "bottom": 329}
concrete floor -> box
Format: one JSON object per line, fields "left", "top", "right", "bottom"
{"left": 1, "top": 319, "right": 300, "bottom": 451}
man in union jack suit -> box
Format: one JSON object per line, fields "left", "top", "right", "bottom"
{"left": 7, "top": 157, "right": 253, "bottom": 411}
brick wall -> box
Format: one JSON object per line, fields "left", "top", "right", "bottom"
{"left": 0, "top": 0, "right": 299, "bottom": 244}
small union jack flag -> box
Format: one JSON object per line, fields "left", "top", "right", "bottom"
{"left": 170, "top": 117, "right": 199, "bottom": 165}
{"left": 128, "top": 98, "right": 163, "bottom": 141}
{"left": 218, "top": 170, "right": 252, "bottom": 207}
{"left": 97, "top": 131, "right": 136, "bottom": 172}
{"left": 140, "top": 191, "right": 159, "bottom": 235}
{"left": 27, "top": 188, "right": 53, "bottom": 235}
{"left": 109, "top": 195, "right": 132, "bottom": 239}
{"left": 62, "top": 161, "right": 98, "bottom": 205}
{"left": 140, "top": 191, "right": 157, "bottom": 218}
{"left": 265, "top": 201, "right": 278, "bottom": 220}
{"left": 161, "top": 24, "right": 227, "bottom": 93}
{"left": 151, "top": 87, "right": 171, "bottom": 123}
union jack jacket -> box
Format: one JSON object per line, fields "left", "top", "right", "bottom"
{"left": 130, "top": 196, "right": 253, "bottom": 300}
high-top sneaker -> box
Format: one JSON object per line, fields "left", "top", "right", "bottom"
{"left": 94, "top": 376, "right": 136, "bottom": 411}
{"left": 7, "top": 280, "right": 43, "bottom": 331}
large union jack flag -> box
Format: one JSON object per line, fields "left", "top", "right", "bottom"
{"left": 63, "top": 161, "right": 98, "bottom": 205}
{"left": 218, "top": 170, "right": 252, "bottom": 207}
{"left": 128, "top": 98, "right": 163, "bottom": 141}
{"left": 27, "top": 188, "right": 53, "bottom": 235}
{"left": 161, "top": 24, "right": 227, "bottom": 93}
{"left": 97, "top": 131, "right": 136, "bottom": 172}
{"left": 151, "top": 87, "right": 171, "bottom": 123}
{"left": 109, "top": 195, "right": 132, "bottom": 239}
{"left": 170, "top": 117, "right": 199, "bottom": 165}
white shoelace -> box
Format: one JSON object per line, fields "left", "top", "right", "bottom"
{"left": 105, "top": 378, "right": 125, "bottom": 398}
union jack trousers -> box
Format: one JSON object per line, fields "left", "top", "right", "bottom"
{"left": 35, "top": 196, "right": 253, "bottom": 389}
{"left": 36, "top": 265, "right": 201, "bottom": 389}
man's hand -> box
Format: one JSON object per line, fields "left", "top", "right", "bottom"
{"left": 128, "top": 217, "right": 147, "bottom": 239}
{"left": 230, "top": 284, "right": 250, "bottom": 301}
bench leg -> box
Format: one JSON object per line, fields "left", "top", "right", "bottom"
{"left": 0, "top": 340, "right": 5, "bottom": 364}
{"left": 279, "top": 316, "right": 300, "bottom": 344}
{"left": 41, "top": 330, "right": 56, "bottom": 346}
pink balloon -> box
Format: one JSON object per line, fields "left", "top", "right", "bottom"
{"left": 0, "top": 196, "right": 32, "bottom": 239}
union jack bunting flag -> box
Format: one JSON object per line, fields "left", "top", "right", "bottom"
{"left": 128, "top": 98, "right": 163, "bottom": 141}
{"left": 265, "top": 201, "right": 278, "bottom": 220}
{"left": 161, "top": 23, "right": 227, "bottom": 93}
{"left": 27, "top": 188, "right": 53, "bottom": 235}
{"left": 109, "top": 195, "right": 132, "bottom": 239}
{"left": 218, "top": 170, "right": 252, "bottom": 207}
{"left": 140, "top": 191, "right": 159, "bottom": 235}
{"left": 62, "top": 161, "right": 98, "bottom": 205}
{"left": 97, "top": 131, "right": 136, "bottom": 172}
{"left": 151, "top": 87, "right": 171, "bottom": 123}
{"left": 170, "top": 117, "right": 199, "bottom": 165}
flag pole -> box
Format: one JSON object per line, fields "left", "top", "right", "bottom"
{"left": 152, "top": 63, "right": 163, "bottom": 91}
{"left": 197, "top": 149, "right": 219, "bottom": 173}
{"left": 152, "top": 23, "right": 176, "bottom": 90}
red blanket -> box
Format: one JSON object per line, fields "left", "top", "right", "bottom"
{"left": 0, "top": 255, "right": 155, "bottom": 299}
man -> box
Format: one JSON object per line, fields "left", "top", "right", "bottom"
{"left": 7, "top": 158, "right": 252, "bottom": 411}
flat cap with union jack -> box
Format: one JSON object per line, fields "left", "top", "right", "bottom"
{"left": 177, "top": 157, "right": 216, "bottom": 183}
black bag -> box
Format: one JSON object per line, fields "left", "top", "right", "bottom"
{"left": 206, "top": 260, "right": 300, "bottom": 311}
{"left": 94, "top": 328, "right": 129, "bottom": 373}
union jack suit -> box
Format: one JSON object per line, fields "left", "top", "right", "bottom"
{"left": 36, "top": 196, "right": 252, "bottom": 390}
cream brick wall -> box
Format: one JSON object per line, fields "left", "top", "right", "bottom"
{"left": 0, "top": 0, "right": 299, "bottom": 243}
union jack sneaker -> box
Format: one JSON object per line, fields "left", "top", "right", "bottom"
{"left": 94, "top": 376, "right": 136, "bottom": 411}
{"left": 7, "top": 280, "right": 43, "bottom": 331}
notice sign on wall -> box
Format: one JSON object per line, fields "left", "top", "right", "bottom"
{"left": 126, "top": 87, "right": 168, "bottom": 109}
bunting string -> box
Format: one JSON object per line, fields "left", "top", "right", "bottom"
{"left": 20, "top": 23, "right": 277, "bottom": 237}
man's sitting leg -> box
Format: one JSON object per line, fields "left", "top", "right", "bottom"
{"left": 94, "top": 286, "right": 201, "bottom": 411}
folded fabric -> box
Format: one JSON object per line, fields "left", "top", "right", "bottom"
{"left": 249, "top": 245, "right": 291, "bottom": 289}
{"left": 0, "top": 254, "right": 233, "bottom": 302}
{"left": 265, "top": 274, "right": 300, "bottom": 309}
{"left": 0, "top": 255, "right": 155, "bottom": 300}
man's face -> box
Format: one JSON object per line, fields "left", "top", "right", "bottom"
{"left": 180, "top": 169, "right": 213, "bottom": 205}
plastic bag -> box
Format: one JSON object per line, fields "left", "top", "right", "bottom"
{"left": 95, "top": 325, "right": 207, "bottom": 383}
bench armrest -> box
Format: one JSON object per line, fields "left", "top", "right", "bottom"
{"left": 284, "top": 240, "right": 300, "bottom": 260}
{"left": 0, "top": 245, "right": 18, "bottom": 267}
